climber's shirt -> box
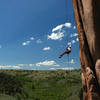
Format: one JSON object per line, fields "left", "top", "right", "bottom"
{"left": 67, "top": 47, "right": 71, "bottom": 51}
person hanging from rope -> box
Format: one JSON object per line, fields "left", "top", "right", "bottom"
{"left": 59, "top": 45, "right": 72, "bottom": 58}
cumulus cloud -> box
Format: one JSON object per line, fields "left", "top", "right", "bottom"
{"left": 73, "top": 26, "right": 76, "bottom": 29}
{"left": 67, "top": 42, "right": 71, "bottom": 46}
{"left": 67, "top": 39, "right": 78, "bottom": 46}
{"left": 48, "top": 32, "right": 64, "bottom": 40}
{"left": 22, "top": 36, "right": 35, "bottom": 46}
{"left": 43, "top": 46, "right": 51, "bottom": 51}
{"left": 72, "top": 40, "right": 76, "bottom": 44}
{"left": 0, "top": 65, "right": 21, "bottom": 69}
{"left": 18, "top": 64, "right": 30, "bottom": 66}
{"left": 0, "top": 45, "right": 2, "bottom": 48}
{"left": 52, "top": 24, "right": 64, "bottom": 32}
{"left": 18, "top": 64, "right": 34, "bottom": 67}
{"left": 30, "top": 37, "right": 34, "bottom": 40}
{"left": 29, "top": 64, "right": 34, "bottom": 67}
{"left": 36, "top": 60, "right": 60, "bottom": 67}
{"left": 22, "top": 41, "right": 31, "bottom": 46}
{"left": 18, "top": 64, "right": 26, "bottom": 66}
{"left": 59, "top": 67, "right": 74, "bottom": 70}
{"left": 52, "top": 22, "right": 71, "bottom": 32}
{"left": 0, "top": 63, "right": 35, "bottom": 70}
{"left": 70, "top": 33, "right": 78, "bottom": 38}
{"left": 48, "top": 22, "right": 72, "bottom": 41}
{"left": 50, "top": 67, "right": 74, "bottom": 70}
{"left": 64, "top": 22, "right": 71, "bottom": 28}
{"left": 50, "top": 68, "right": 56, "bottom": 70}
{"left": 68, "top": 38, "right": 79, "bottom": 46}
{"left": 69, "top": 59, "right": 75, "bottom": 64}
{"left": 76, "top": 38, "right": 79, "bottom": 42}
{"left": 36, "top": 39, "right": 43, "bottom": 44}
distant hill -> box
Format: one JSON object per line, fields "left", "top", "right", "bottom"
{"left": 0, "top": 69, "right": 82, "bottom": 100}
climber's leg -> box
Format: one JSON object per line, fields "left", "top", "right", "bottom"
{"left": 59, "top": 51, "right": 68, "bottom": 58}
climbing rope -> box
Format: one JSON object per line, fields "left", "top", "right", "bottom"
{"left": 66, "top": 26, "right": 71, "bottom": 71}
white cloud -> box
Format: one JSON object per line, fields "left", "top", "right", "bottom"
{"left": 48, "top": 22, "right": 72, "bottom": 41}
{"left": 22, "top": 36, "right": 34, "bottom": 46}
{"left": 36, "top": 39, "right": 43, "bottom": 44}
{"left": 76, "top": 38, "right": 79, "bottom": 42}
{"left": 50, "top": 67, "right": 74, "bottom": 70}
{"left": 48, "top": 32, "right": 64, "bottom": 40}
{"left": 67, "top": 42, "right": 71, "bottom": 46}
{"left": 18, "top": 64, "right": 34, "bottom": 67}
{"left": 72, "top": 40, "right": 76, "bottom": 44}
{"left": 70, "top": 33, "right": 78, "bottom": 37}
{"left": 0, "top": 64, "right": 35, "bottom": 69}
{"left": 64, "top": 22, "right": 71, "bottom": 28}
{"left": 0, "top": 45, "right": 2, "bottom": 48}
{"left": 30, "top": 37, "right": 34, "bottom": 40}
{"left": 43, "top": 46, "right": 51, "bottom": 51}
{"left": 52, "top": 24, "right": 64, "bottom": 32}
{"left": 22, "top": 41, "right": 31, "bottom": 46}
{"left": 52, "top": 22, "right": 71, "bottom": 32}
{"left": 18, "top": 64, "right": 28, "bottom": 66}
{"left": 73, "top": 26, "right": 76, "bottom": 29}
{"left": 50, "top": 68, "right": 56, "bottom": 70}
{"left": 59, "top": 67, "right": 74, "bottom": 70}
{"left": 31, "top": 68, "right": 37, "bottom": 70}
{"left": 0, "top": 65, "right": 21, "bottom": 69}
{"left": 69, "top": 59, "right": 75, "bottom": 64}
{"left": 36, "top": 60, "right": 60, "bottom": 67}
{"left": 18, "top": 64, "right": 24, "bottom": 66}
{"left": 29, "top": 64, "right": 34, "bottom": 67}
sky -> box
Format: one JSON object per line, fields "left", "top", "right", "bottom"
{"left": 0, "top": 0, "right": 80, "bottom": 70}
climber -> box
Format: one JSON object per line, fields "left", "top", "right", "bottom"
{"left": 59, "top": 45, "right": 72, "bottom": 58}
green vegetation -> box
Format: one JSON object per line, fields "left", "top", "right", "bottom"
{"left": 0, "top": 69, "right": 82, "bottom": 100}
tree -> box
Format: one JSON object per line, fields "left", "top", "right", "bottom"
{"left": 73, "top": 0, "right": 100, "bottom": 100}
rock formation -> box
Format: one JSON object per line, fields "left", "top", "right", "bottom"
{"left": 72, "top": 0, "right": 100, "bottom": 100}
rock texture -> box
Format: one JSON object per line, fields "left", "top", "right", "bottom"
{"left": 72, "top": 0, "right": 100, "bottom": 100}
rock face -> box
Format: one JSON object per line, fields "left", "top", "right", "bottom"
{"left": 72, "top": 0, "right": 100, "bottom": 100}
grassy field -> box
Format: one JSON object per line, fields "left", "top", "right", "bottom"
{"left": 0, "top": 69, "right": 82, "bottom": 100}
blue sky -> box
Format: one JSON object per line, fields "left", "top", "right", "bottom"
{"left": 0, "top": 0, "right": 80, "bottom": 70}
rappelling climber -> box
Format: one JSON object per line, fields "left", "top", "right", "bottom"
{"left": 59, "top": 45, "right": 72, "bottom": 58}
